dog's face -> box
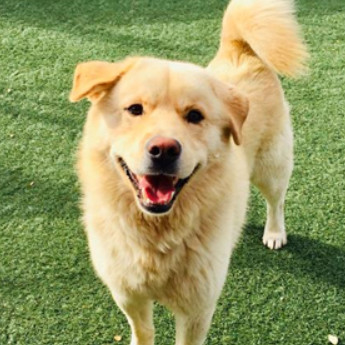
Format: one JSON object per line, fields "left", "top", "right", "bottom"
{"left": 70, "top": 57, "right": 248, "bottom": 215}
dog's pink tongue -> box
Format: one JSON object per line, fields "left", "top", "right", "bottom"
{"left": 139, "top": 175, "right": 175, "bottom": 204}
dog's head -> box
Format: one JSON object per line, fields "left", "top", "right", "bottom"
{"left": 70, "top": 57, "right": 248, "bottom": 215}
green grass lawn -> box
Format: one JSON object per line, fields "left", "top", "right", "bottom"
{"left": 1, "top": 0, "right": 344, "bottom": 344}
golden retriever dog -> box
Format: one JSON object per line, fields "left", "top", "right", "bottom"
{"left": 69, "top": 0, "right": 307, "bottom": 344}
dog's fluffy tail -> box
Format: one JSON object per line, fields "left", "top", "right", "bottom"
{"left": 216, "top": 0, "right": 308, "bottom": 77}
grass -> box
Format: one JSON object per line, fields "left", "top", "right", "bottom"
{"left": 0, "top": 0, "right": 344, "bottom": 344}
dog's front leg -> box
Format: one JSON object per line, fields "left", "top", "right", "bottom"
{"left": 174, "top": 307, "right": 214, "bottom": 345}
{"left": 113, "top": 293, "right": 154, "bottom": 345}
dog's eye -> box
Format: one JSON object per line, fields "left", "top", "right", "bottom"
{"left": 185, "top": 109, "right": 204, "bottom": 124}
{"left": 126, "top": 104, "right": 144, "bottom": 116}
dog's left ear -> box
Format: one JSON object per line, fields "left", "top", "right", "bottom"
{"left": 69, "top": 58, "right": 137, "bottom": 103}
{"left": 214, "top": 81, "right": 249, "bottom": 145}
{"left": 225, "top": 86, "right": 249, "bottom": 145}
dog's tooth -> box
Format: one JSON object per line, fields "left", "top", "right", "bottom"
{"left": 144, "top": 198, "right": 153, "bottom": 206}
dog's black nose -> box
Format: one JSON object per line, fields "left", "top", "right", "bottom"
{"left": 146, "top": 136, "right": 181, "bottom": 164}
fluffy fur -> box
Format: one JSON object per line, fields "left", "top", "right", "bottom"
{"left": 70, "top": 0, "right": 307, "bottom": 344}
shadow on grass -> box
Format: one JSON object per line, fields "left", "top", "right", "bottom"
{"left": 0, "top": 0, "right": 224, "bottom": 67}
{"left": 0, "top": 0, "right": 226, "bottom": 32}
{"left": 238, "top": 224, "right": 345, "bottom": 289}
{"left": 0, "top": 165, "right": 79, "bottom": 220}
{"left": 286, "top": 234, "right": 345, "bottom": 287}
{"left": 1, "top": 94, "right": 84, "bottom": 134}
{"left": 1, "top": 0, "right": 344, "bottom": 36}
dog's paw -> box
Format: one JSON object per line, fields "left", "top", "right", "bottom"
{"left": 263, "top": 231, "right": 287, "bottom": 250}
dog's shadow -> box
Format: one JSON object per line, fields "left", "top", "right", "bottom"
{"left": 234, "top": 224, "right": 345, "bottom": 289}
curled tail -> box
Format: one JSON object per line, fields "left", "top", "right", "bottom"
{"left": 217, "top": 0, "right": 308, "bottom": 77}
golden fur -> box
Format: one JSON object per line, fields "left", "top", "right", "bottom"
{"left": 70, "top": 0, "right": 307, "bottom": 344}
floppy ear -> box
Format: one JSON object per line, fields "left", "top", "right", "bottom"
{"left": 69, "top": 58, "right": 136, "bottom": 103}
{"left": 214, "top": 81, "right": 249, "bottom": 145}
{"left": 224, "top": 86, "right": 249, "bottom": 145}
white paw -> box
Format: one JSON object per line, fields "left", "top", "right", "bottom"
{"left": 263, "top": 231, "right": 287, "bottom": 250}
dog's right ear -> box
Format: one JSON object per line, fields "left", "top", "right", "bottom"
{"left": 69, "top": 58, "right": 137, "bottom": 103}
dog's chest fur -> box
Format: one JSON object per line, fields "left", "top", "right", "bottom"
{"left": 85, "top": 202, "right": 227, "bottom": 310}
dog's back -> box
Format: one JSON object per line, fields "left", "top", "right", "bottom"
{"left": 209, "top": 0, "right": 308, "bottom": 250}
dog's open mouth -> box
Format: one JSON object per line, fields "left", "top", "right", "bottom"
{"left": 118, "top": 157, "right": 197, "bottom": 214}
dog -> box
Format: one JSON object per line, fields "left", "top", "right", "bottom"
{"left": 69, "top": 0, "right": 307, "bottom": 344}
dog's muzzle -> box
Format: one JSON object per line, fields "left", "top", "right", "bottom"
{"left": 117, "top": 136, "right": 198, "bottom": 215}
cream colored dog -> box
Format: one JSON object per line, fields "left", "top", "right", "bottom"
{"left": 69, "top": 0, "right": 307, "bottom": 344}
